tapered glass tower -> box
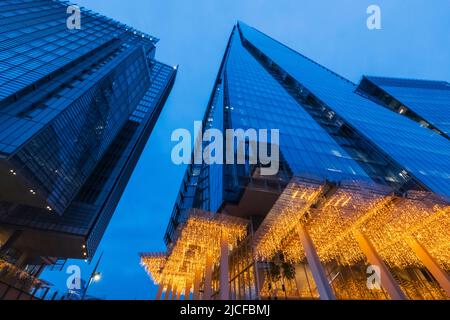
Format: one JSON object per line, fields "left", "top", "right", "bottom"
{"left": 142, "top": 22, "right": 449, "bottom": 301}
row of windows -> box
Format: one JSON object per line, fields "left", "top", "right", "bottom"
{"left": 239, "top": 22, "right": 450, "bottom": 197}
{"left": 225, "top": 33, "right": 369, "bottom": 182}
{"left": 0, "top": 0, "right": 155, "bottom": 102}
{"left": 0, "top": 41, "right": 127, "bottom": 152}
{"left": 9, "top": 48, "right": 151, "bottom": 214}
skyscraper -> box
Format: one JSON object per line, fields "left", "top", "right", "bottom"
{"left": 356, "top": 76, "right": 450, "bottom": 139}
{"left": 141, "top": 22, "right": 449, "bottom": 300}
{"left": 0, "top": 0, "right": 176, "bottom": 295}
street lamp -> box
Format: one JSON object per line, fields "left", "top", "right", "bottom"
{"left": 92, "top": 272, "right": 101, "bottom": 282}
{"left": 81, "top": 251, "right": 103, "bottom": 300}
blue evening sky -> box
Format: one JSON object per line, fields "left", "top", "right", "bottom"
{"left": 41, "top": 0, "right": 450, "bottom": 299}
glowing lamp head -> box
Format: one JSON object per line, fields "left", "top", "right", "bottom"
{"left": 92, "top": 272, "right": 102, "bottom": 282}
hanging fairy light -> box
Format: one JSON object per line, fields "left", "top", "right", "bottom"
{"left": 361, "top": 192, "right": 450, "bottom": 269}
{"left": 140, "top": 209, "right": 248, "bottom": 290}
{"left": 142, "top": 175, "right": 449, "bottom": 296}
{"left": 306, "top": 187, "right": 390, "bottom": 266}
{"left": 140, "top": 253, "right": 167, "bottom": 285}
{"left": 253, "top": 175, "right": 449, "bottom": 273}
{"left": 253, "top": 178, "right": 326, "bottom": 261}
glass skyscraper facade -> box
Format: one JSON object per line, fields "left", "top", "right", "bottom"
{"left": 0, "top": 0, "right": 176, "bottom": 293}
{"left": 357, "top": 76, "right": 450, "bottom": 139}
{"left": 165, "top": 21, "right": 450, "bottom": 243}
{"left": 142, "top": 22, "right": 449, "bottom": 301}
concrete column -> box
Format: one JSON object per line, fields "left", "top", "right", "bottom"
{"left": 184, "top": 281, "right": 192, "bottom": 300}
{"left": 298, "top": 225, "right": 336, "bottom": 300}
{"left": 219, "top": 232, "right": 230, "bottom": 300}
{"left": 171, "top": 285, "right": 178, "bottom": 300}
{"left": 354, "top": 230, "right": 407, "bottom": 300}
{"left": 164, "top": 283, "right": 172, "bottom": 300}
{"left": 408, "top": 237, "right": 450, "bottom": 297}
{"left": 193, "top": 268, "right": 201, "bottom": 300}
{"left": 155, "top": 284, "right": 164, "bottom": 300}
{"left": 204, "top": 253, "right": 213, "bottom": 300}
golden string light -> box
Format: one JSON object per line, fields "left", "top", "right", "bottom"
{"left": 361, "top": 192, "right": 450, "bottom": 269}
{"left": 307, "top": 186, "right": 392, "bottom": 266}
{"left": 253, "top": 177, "right": 326, "bottom": 261}
{"left": 141, "top": 175, "right": 449, "bottom": 299}
{"left": 253, "top": 176, "right": 449, "bottom": 273}
{"left": 0, "top": 258, "right": 42, "bottom": 286}
{"left": 140, "top": 253, "right": 167, "bottom": 285}
{"left": 140, "top": 209, "right": 248, "bottom": 290}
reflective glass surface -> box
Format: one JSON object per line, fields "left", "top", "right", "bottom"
{"left": 365, "top": 76, "right": 450, "bottom": 136}
{"left": 226, "top": 31, "right": 371, "bottom": 183}
{"left": 238, "top": 22, "right": 450, "bottom": 198}
{"left": 9, "top": 48, "right": 150, "bottom": 214}
{"left": 0, "top": 0, "right": 175, "bottom": 257}
{"left": 0, "top": 0, "right": 156, "bottom": 102}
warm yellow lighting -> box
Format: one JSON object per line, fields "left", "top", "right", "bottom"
{"left": 253, "top": 178, "right": 327, "bottom": 261}
{"left": 254, "top": 176, "right": 449, "bottom": 271}
{"left": 141, "top": 175, "right": 449, "bottom": 298}
{"left": 141, "top": 209, "right": 247, "bottom": 290}
{"left": 361, "top": 192, "right": 450, "bottom": 269}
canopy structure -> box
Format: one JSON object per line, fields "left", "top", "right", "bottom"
{"left": 140, "top": 209, "right": 248, "bottom": 293}
{"left": 253, "top": 176, "right": 450, "bottom": 270}
{"left": 140, "top": 252, "right": 167, "bottom": 286}
{"left": 141, "top": 178, "right": 449, "bottom": 300}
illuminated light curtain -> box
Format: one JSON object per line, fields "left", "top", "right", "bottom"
{"left": 141, "top": 209, "right": 248, "bottom": 291}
